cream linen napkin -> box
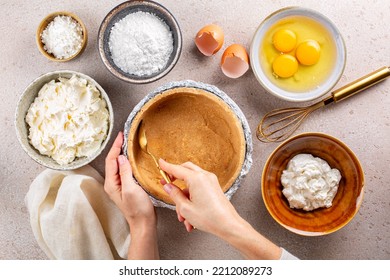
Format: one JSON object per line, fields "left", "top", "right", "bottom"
{"left": 25, "top": 165, "right": 130, "bottom": 260}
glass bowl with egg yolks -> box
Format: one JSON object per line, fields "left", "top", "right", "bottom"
{"left": 250, "top": 7, "right": 346, "bottom": 102}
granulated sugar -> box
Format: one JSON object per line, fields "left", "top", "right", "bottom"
{"left": 41, "top": 15, "right": 83, "bottom": 59}
{"left": 108, "top": 11, "right": 173, "bottom": 76}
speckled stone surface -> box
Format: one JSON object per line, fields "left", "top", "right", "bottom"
{"left": 1, "top": 0, "right": 389, "bottom": 260}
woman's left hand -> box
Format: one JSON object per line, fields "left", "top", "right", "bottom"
{"left": 104, "top": 131, "right": 155, "bottom": 225}
{"left": 104, "top": 131, "right": 159, "bottom": 259}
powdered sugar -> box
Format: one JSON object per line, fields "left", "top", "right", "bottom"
{"left": 41, "top": 15, "right": 83, "bottom": 59}
{"left": 108, "top": 11, "right": 173, "bottom": 76}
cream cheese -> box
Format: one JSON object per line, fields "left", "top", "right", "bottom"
{"left": 26, "top": 75, "right": 109, "bottom": 165}
{"left": 281, "top": 153, "right": 341, "bottom": 211}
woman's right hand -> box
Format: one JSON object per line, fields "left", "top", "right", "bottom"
{"left": 159, "top": 159, "right": 243, "bottom": 237}
{"left": 159, "top": 159, "right": 283, "bottom": 260}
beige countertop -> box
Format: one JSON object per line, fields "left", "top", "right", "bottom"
{"left": 1, "top": 0, "right": 389, "bottom": 260}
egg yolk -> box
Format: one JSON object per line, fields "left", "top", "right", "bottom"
{"left": 272, "top": 54, "right": 298, "bottom": 78}
{"left": 273, "top": 29, "right": 297, "bottom": 53}
{"left": 296, "top": 40, "right": 321, "bottom": 66}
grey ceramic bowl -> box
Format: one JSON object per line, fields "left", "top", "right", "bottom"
{"left": 15, "top": 70, "right": 114, "bottom": 170}
{"left": 98, "top": 0, "right": 182, "bottom": 84}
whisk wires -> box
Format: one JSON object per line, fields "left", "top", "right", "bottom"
{"left": 257, "top": 101, "right": 326, "bottom": 143}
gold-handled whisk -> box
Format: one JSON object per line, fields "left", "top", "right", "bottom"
{"left": 257, "top": 66, "right": 390, "bottom": 143}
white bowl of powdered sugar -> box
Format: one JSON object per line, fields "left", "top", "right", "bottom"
{"left": 98, "top": 0, "right": 182, "bottom": 84}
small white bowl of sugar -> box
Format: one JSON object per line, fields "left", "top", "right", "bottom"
{"left": 36, "top": 11, "right": 88, "bottom": 62}
{"left": 98, "top": 0, "right": 182, "bottom": 84}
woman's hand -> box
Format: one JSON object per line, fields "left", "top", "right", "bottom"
{"left": 159, "top": 159, "right": 282, "bottom": 260}
{"left": 104, "top": 131, "right": 158, "bottom": 259}
{"left": 104, "top": 132, "right": 155, "bottom": 224}
{"left": 159, "top": 159, "right": 242, "bottom": 236}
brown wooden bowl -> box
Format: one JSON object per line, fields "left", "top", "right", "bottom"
{"left": 262, "top": 132, "right": 364, "bottom": 236}
{"left": 36, "top": 11, "right": 87, "bottom": 62}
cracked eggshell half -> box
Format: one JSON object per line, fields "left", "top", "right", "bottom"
{"left": 221, "top": 44, "right": 250, "bottom": 78}
{"left": 195, "top": 24, "right": 224, "bottom": 56}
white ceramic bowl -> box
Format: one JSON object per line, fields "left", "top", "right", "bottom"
{"left": 250, "top": 7, "right": 346, "bottom": 102}
{"left": 15, "top": 70, "right": 114, "bottom": 170}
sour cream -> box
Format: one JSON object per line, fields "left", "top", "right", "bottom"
{"left": 281, "top": 153, "right": 341, "bottom": 211}
{"left": 26, "top": 75, "right": 109, "bottom": 165}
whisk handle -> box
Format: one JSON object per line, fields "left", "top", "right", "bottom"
{"left": 332, "top": 66, "right": 390, "bottom": 102}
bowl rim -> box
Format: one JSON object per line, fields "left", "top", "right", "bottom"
{"left": 250, "top": 6, "right": 347, "bottom": 102}
{"left": 261, "top": 132, "right": 365, "bottom": 236}
{"left": 36, "top": 11, "right": 88, "bottom": 62}
{"left": 97, "top": 0, "right": 183, "bottom": 84}
{"left": 123, "top": 80, "right": 253, "bottom": 209}
{"left": 15, "top": 70, "right": 114, "bottom": 170}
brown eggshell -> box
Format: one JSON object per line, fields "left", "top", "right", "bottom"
{"left": 195, "top": 24, "right": 224, "bottom": 56}
{"left": 221, "top": 44, "right": 250, "bottom": 78}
